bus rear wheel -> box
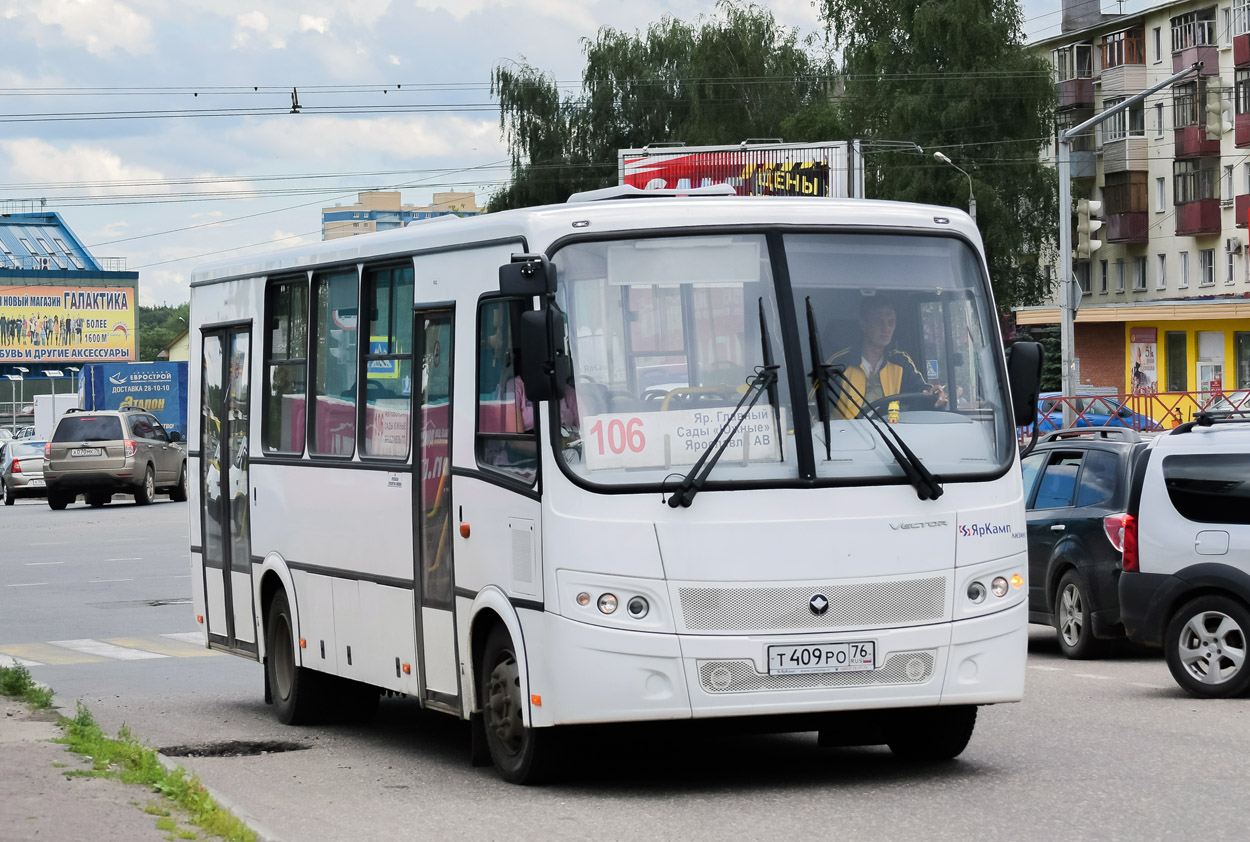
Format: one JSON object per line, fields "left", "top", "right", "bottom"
{"left": 480, "top": 625, "right": 556, "bottom": 784}
{"left": 886, "top": 706, "right": 977, "bottom": 761}
{"left": 265, "top": 590, "right": 322, "bottom": 725}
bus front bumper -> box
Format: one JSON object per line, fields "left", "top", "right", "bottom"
{"left": 524, "top": 600, "right": 1026, "bottom": 728}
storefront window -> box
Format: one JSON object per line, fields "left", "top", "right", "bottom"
{"left": 1236, "top": 332, "right": 1250, "bottom": 389}
{"left": 1166, "top": 331, "right": 1188, "bottom": 392}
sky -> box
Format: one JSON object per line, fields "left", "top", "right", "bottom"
{"left": 0, "top": 1, "right": 1143, "bottom": 307}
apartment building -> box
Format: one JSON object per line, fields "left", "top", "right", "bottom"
{"left": 1025, "top": 0, "right": 1250, "bottom": 398}
{"left": 321, "top": 191, "right": 483, "bottom": 240}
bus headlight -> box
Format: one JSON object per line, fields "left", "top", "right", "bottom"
{"left": 597, "top": 593, "right": 619, "bottom": 614}
{"left": 627, "top": 596, "right": 650, "bottom": 619}
{"left": 967, "top": 582, "right": 987, "bottom": 604}
{"left": 991, "top": 577, "right": 1009, "bottom": 598}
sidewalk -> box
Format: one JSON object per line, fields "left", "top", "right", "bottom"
{"left": 0, "top": 697, "right": 177, "bottom": 842}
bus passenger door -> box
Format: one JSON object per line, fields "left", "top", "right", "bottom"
{"left": 201, "top": 325, "right": 257, "bottom": 656}
{"left": 414, "top": 309, "right": 460, "bottom": 710}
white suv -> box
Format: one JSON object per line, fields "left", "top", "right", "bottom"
{"left": 1119, "top": 415, "right": 1250, "bottom": 698}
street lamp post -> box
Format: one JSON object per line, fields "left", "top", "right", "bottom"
{"left": 4, "top": 374, "right": 20, "bottom": 427}
{"left": 933, "top": 151, "right": 976, "bottom": 222}
{"left": 14, "top": 366, "right": 29, "bottom": 416}
{"left": 66, "top": 366, "right": 80, "bottom": 397}
{"left": 45, "top": 370, "right": 65, "bottom": 396}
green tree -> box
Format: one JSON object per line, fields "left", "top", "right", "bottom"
{"left": 136, "top": 302, "right": 189, "bottom": 362}
{"left": 809, "top": 0, "right": 1058, "bottom": 309}
{"left": 489, "top": 2, "right": 830, "bottom": 211}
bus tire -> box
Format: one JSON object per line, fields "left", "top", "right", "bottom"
{"left": 886, "top": 705, "right": 977, "bottom": 762}
{"left": 265, "top": 590, "right": 322, "bottom": 725}
{"left": 480, "top": 624, "right": 557, "bottom": 784}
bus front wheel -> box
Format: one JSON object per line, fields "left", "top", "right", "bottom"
{"left": 265, "top": 590, "right": 322, "bottom": 725}
{"left": 480, "top": 625, "right": 557, "bottom": 784}
{"left": 886, "top": 705, "right": 977, "bottom": 761}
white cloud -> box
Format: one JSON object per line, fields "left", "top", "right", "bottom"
{"left": 387, "top": 54, "right": 401, "bottom": 66}
{"left": 5, "top": 0, "right": 154, "bottom": 56}
{"left": 135, "top": 268, "right": 190, "bottom": 307}
{"left": 0, "top": 139, "right": 167, "bottom": 197}
{"left": 299, "top": 14, "right": 329, "bottom": 33}
{"left": 238, "top": 115, "right": 506, "bottom": 162}
{"left": 231, "top": 9, "right": 286, "bottom": 48}
{"left": 415, "top": 0, "right": 596, "bottom": 30}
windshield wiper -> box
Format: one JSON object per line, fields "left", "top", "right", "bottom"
{"left": 805, "top": 298, "right": 943, "bottom": 502}
{"left": 667, "top": 304, "right": 780, "bottom": 509}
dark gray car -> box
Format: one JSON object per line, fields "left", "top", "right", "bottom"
{"left": 42, "top": 409, "right": 187, "bottom": 509}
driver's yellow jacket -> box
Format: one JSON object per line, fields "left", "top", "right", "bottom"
{"left": 825, "top": 346, "right": 928, "bottom": 418}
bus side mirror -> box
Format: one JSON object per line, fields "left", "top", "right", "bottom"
{"left": 516, "top": 306, "right": 569, "bottom": 402}
{"left": 1006, "top": 341, "right": 1043, "bottom": 428}
{"left": 500, "top": 254, "right": 556, "bottom": 297}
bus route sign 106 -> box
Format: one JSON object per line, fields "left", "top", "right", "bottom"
{"left": 582, "top": 405, "right": 782, "bottom": 471}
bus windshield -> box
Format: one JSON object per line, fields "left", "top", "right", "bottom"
{"left": 552, "top": 231, "right": 1012, "bottom": 490}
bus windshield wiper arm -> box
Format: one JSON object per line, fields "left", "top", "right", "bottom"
{"left": 667, "top": 320, "right": 780, "bottom": 510}
{"left": 805, "top": 299, "right": 943, "bottom": 502}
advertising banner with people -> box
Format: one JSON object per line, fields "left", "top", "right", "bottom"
{"left": 0, "top": 286, "right": 137, "bottom": 362}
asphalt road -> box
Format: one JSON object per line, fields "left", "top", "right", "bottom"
{"left": 3, "top": 497, "right": 1248, "bottom": 842}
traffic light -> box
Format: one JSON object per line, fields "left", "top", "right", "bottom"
{"left": 1076, "top": 198, "right": 1103, "bottom": 259}
{"left": 1205, "top": 77, "right": 1232, "bottom": 140}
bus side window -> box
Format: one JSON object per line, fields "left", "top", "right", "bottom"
{"left": 476, "top": 298, "right": 537, "bottom": 483}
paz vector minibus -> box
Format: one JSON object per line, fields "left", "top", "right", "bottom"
{"left": 187, "top": 187, "right": 1042, "bottom": 783}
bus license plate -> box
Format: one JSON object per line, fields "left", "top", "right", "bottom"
{"left": 767, "top": 641, "right": 875, "bottom": 675}
{"left": 71, "top": 447, "right": 102, "bottom": 457}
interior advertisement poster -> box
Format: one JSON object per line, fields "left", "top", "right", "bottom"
{"left": 1129, "top": 327, "right": 1158, "bottom": 394}
{"left": 0, "top": 286, "right": 137, "bottom": 362}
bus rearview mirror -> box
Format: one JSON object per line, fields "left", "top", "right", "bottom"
{"left": 517, "top": 307, "right": 569, "bottom": 402}
{"left": 1006, "top": 341, "right": 1043, "bottom": 428}
{"left": 500, "top": 254, "right": 556, "bottom": 297}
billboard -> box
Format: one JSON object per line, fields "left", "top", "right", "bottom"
{"left": 618, "top": 141, "right": 864, "bottom": 198}
{"left": 81, "top": 362, "right": 188, "bottom": 438}
{"left": 0, "top": 286, "right": 137, "bottom": 363}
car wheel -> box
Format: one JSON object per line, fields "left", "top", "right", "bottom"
{"left": 169, "top": 463, "right": 188, "bottom": 502}
{"left": 265, "top": 590, "right": 324, "bottom": 725}
{"left": 1054, "top": 569, "right": 1107, "bottom": 660}
{"left": 135, "top": 466, "right": 155, "bottom": 505}
{"left": 1165, "top": 595, "right": 1250, "bottom": 699}
{"left": 3, "top": 484, "right": 14, "bottom": 506}
{"left": 47, "top": 490, "right": 69, "bottom": 510}
{"left": 480, "top": 625, "right": 558, "bottom": 784}
{"left": 886, "top": 706, "right": 978, "bottom": 761}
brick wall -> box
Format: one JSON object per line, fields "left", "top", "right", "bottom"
{"left": 1075, "top": 323, "right": 1124, "bottom": 390}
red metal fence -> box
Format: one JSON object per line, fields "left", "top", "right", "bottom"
{"left": 1030, "top": 389, "right": 1250, "bottom": 434}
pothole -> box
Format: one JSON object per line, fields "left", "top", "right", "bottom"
{"left": 159, "top": 740, "right": 309, "bottom": 758}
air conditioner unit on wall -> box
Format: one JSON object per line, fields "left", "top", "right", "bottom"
{"left": 1227, "top": 238, "right": 1243, "bottom": 254}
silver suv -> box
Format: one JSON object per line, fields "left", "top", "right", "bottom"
{"left": 1119, "top": 415, "right": 1250, "bottom": 698}
{"left": 43, "top": 409, "right": 188, "bottom": 509}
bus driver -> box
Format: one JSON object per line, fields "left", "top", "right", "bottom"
{"left": 828, "top": 297, "right": 946, "bottom": 418}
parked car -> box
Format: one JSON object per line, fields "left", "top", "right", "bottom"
{"left": 2, "top": 439, "right": 48, "bottom": 504}
{"left": 1202, "top": 390, "right": 1250, "bottom": 416}
{"left": 42, "top": 408, "right": 188, "bottom": 509}
{"left": 1021, "top": 427, "right": 1151, "bottom": 658}
{"left": 1036, "top": 392, "right": 1160, "bottom": 432}
{"left": 1119, "top": 415, "right": 1250, "bottom": 698}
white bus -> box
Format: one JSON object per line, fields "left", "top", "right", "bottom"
{"left": 188, "top": 187, "right": 1042, "bottom": 783}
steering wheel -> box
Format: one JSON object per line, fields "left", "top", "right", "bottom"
{"left": 860, "top": 391, "right": 942, "bottom": 417}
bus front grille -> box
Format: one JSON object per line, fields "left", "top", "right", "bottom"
{"left": 677, "top": 577, "right": 946, "bottom": 632}
{"left": 698, "top": 651, "right": 936, "bottom": 694}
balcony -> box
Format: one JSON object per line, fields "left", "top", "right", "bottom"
{"left": 1057, "top": 78, "right": 1095, "bottom": 109}
{"left": 1102, "top": 137, "right": 1148, "bottom": 173}
{"left": 1237, "top": 193, "right": 1250, "bottom": 229}
{"left": 1237, "top": 33, "right": 1250, "bottom": 67}
{"left": 1175, "top": 125, "right": 1221, "bottom": 158}
{"left": 1238, "top": 113, "right": 1250, "bottom": 148}
{"left": 1174, "top": 45, "right": 1219, "bottom": 76}
{"left": 1175, "top": 199, "right": 1222, "bottom": 235}
{"left": 1101, "top": 63, "right": 1147, "bottom": 98}
{"left": 1106, "top": 212, "right": 1149, "bottom": 243}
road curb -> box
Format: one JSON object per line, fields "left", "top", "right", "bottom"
{"left": 154, "top": 751, "right": 283, "bottom": 842}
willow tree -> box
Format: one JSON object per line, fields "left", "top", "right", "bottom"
{"left": 812, "top": 0, "right": 1058, "bottom": 309}
{"left": 489, "top": 1, "right": 832, "bottom": 211}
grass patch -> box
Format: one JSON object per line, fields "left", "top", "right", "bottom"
{"left": 55, "top": 701, "right": 256, "bottom": 842}
{"left": 0, "top": 660, "right": 54, "bottom": 709}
